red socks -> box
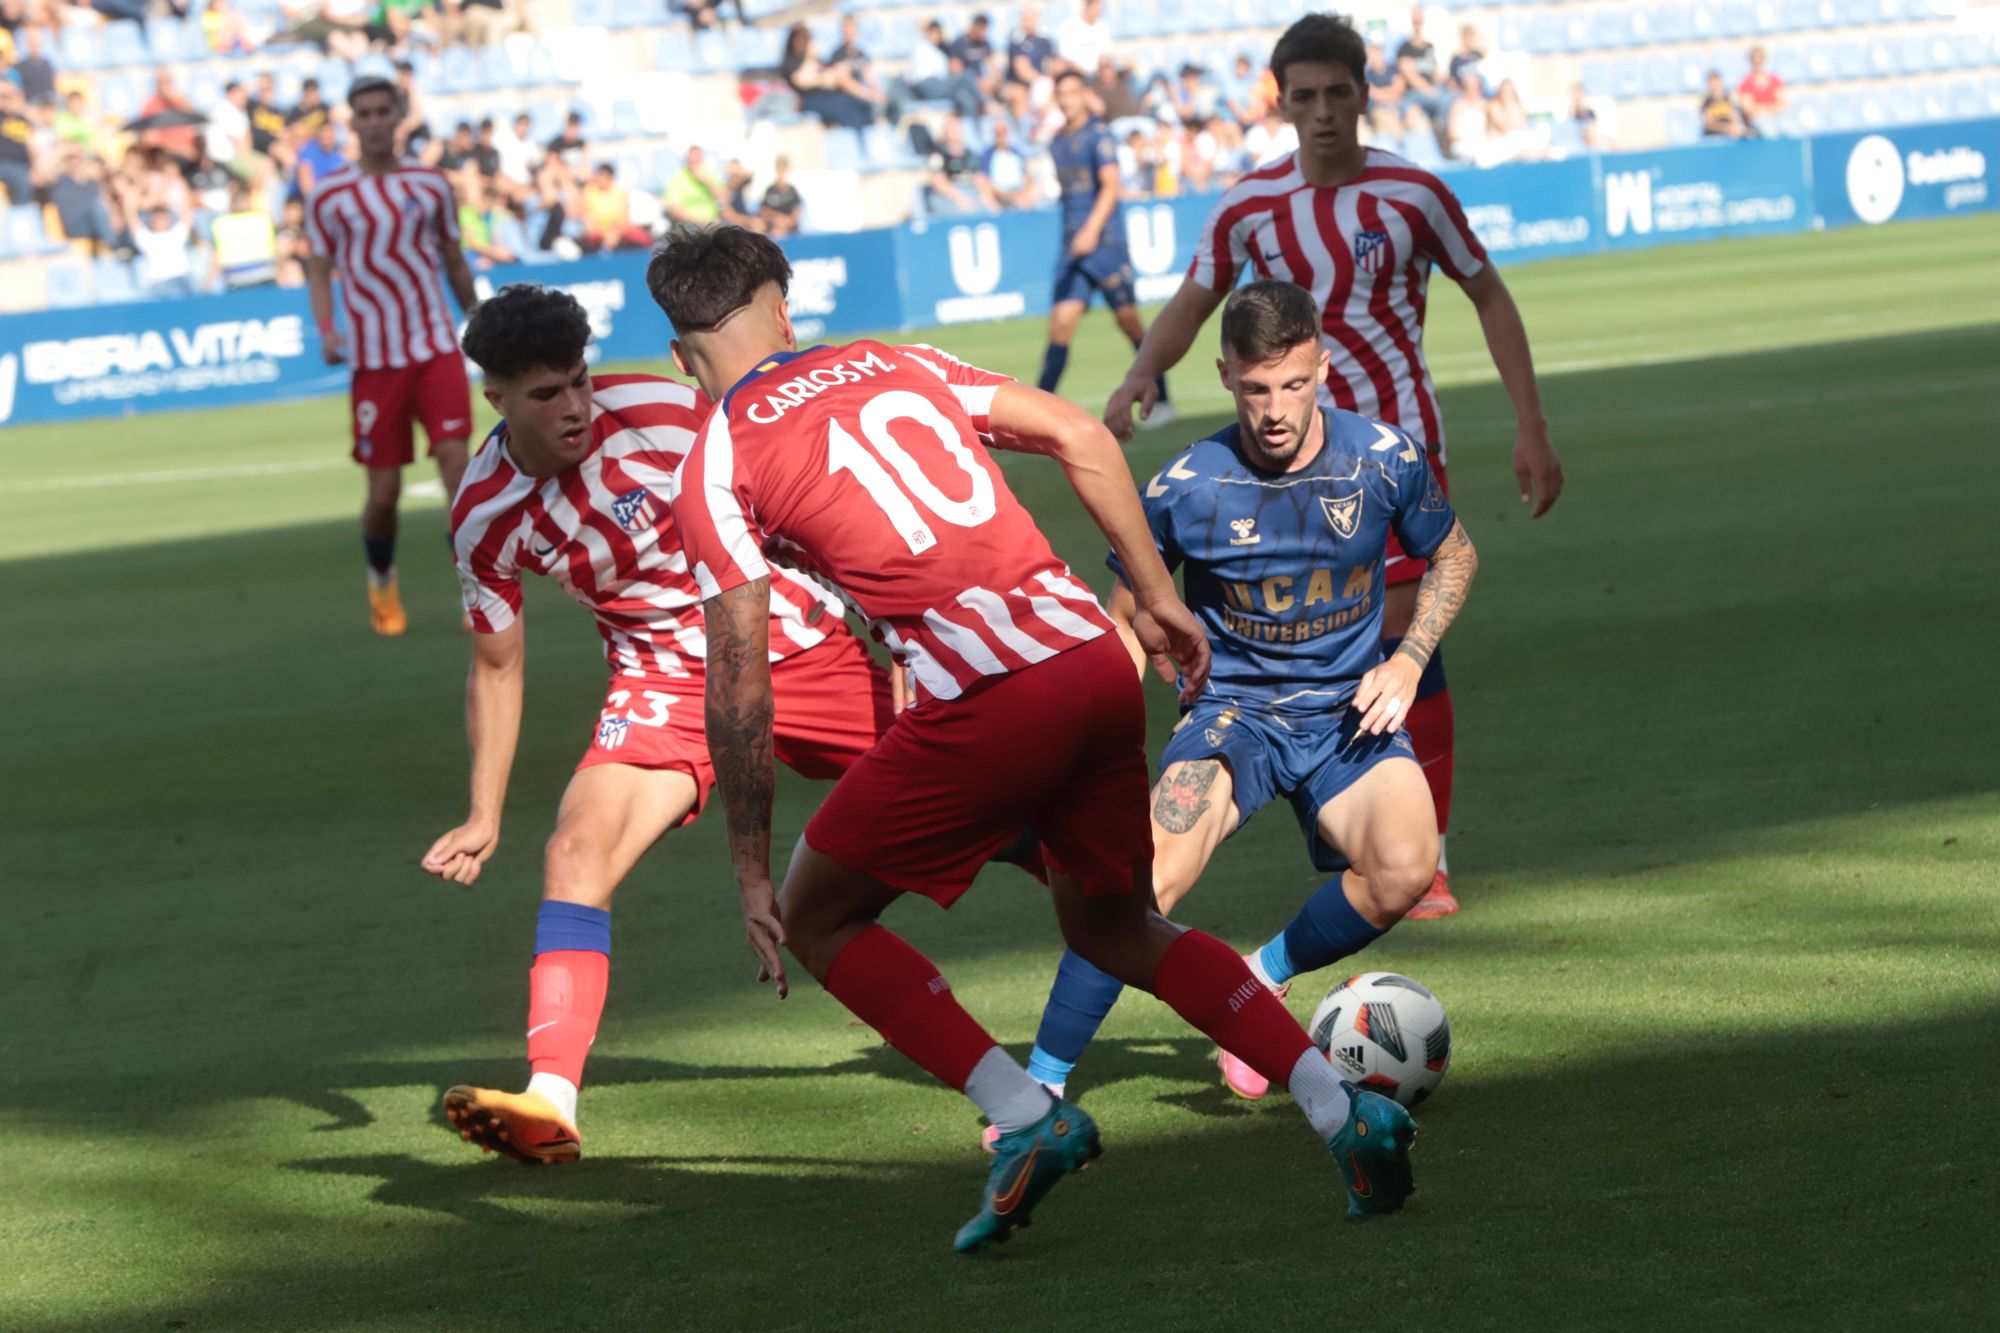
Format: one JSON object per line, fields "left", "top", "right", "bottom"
{"left": 1149, "top": 929, "right": 1315, "bottom": 1087}
{"left": 823, "top": 925, "right": 997, "bottom": 1091}
{"left": 526, "top": 950, "right": 610, "bottom": 1087}
{"left": 1405, "top": 688, "right": 1455, "bottom": 836}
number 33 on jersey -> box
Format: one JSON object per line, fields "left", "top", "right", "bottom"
{"left": 669, "top": 341, "right": 1116, "bottom": 703}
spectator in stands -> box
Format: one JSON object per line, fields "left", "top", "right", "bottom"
{"left": 286, "top": 77, "right": 331, "bottom": 147}
{"left": 445, "top": 0, "right": 520, "bottom": 47}
{"left": 1567, "top": 82, "right": 1607, "bottom": 151}
{"left": 393, "top": 60, "right": 429, "bottom": 158}
{"left": 578, "top": 162, "right": 650, "bottom": 251}
{"left": 1701, "top": 70, "right": 1750, "bottom": 138}
{"left": 47, "top": 148, "right": 117, "bottom": 253}
{"left": 1117, "top": 126, "right": 1153, "bottom": 198}
{"left": 493, "top": 110, "right": 535, "bottom": 185}
{"left": 1007, "top": 5, "right": 1056, "bottom": 100}
{"left": 456, "top": 167, "right": 515, "bottom": 267}
{"left": 1396, "top": 8, "right": 1444, "bottom": 125}
{"left": 1484, "top": 78, "right": 1539, "bottom": 164}
{"left": 1243, "top": 105, "right": 1296, "bottom": 165}
{"left": 1056, "top": 0, "right": 1111, "bottom": 75}
{"left": 894, "top": 20, "right": 984, "bottom": 120}
{"left": 720, "top": 157, "right": 761, "bottom": 229}
{"left": 1171, "top": 64, "right": 1219, "bottom": 127}
{"left": 0, "top": 80, "right": 33, "bottom": 205}
{"left": 662, "top": 142, "right": 722, "bottom": 230}
{"left": 1091, "top": 55, "right": 1140, "bottom": 121}
{"left": 132, "top": 202, "right": 198, "bottom": 296}
{"left": 924, "top": 115, "right": 995, "bottom": 214}
{"left": 1218, "top": 52, "right": 1261, "bottom": 125}
{"left": 204, "top": 0, "right": 254, "bottom": 56}
{"left": 827, "top": 15, "right": 890, "bottom": 108}
{"left": 273, "top": 196, "right": 308, "bottom": 286}
{"left": 678, "top": 0, "right": 743, "bottom": 31}
{"left": 1364, "top": 42, "right": 1405, "bottom": 137}
{"left": 782, "top": 21, "right": 882, "bottom": 132}
{"left": 1445, "top": 74, "right": 1488, "bottom": 161}
{"left": 948, "top": 13, "right": 1000, "bottom": 100}
{"left": 213, "top": 178, "right": 280, "bottom": 287}
{"left": 14, "top": 26, "right": 55, "bottom": 107}
{"left": 207, "top": 82, "right": 252, "bottom": 168}
{"left": 760, "top": 154, "right": 801, "bottom": 237}
{"left": 982, "top": 118, "right": 1039, "bottom": 210}
{"left": 287, "top": 0, "right": 374, "bottom": 62}
{"left": 1207, "top": 115, "right": 1250, "bottom": 184}
{"left": 296, "top": 118, "right": 347, "bottom": 197}
{"left": 188, "top": 141, "right": 235, "bottom": 219}
{"left": 545, "top": 110, "right": 589, "bottom": 178}
{"left": 1448, "top": 23, "right": 1488, "bottom": 98}
{"left": 53, "top": 91, "right": 95, "bottom": 151}
{"left": 436, "top": 121, "right": 476, "bottom": 172}
{"left": 138, "top": 70, "right": 200, "bottom": 168}
{"left": 249, "top": 73, "right": 289, "bottom": 167}
{"left": 1737, "top": 45, "right": 1785, "bottom": 133}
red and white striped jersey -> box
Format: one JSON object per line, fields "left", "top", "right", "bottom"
{"left": 669, "top": 342, "right": 1116, "bottom": 703}
{"left": 1187, "top": 148, "right": 1488, "bottom": 458}
{"left": 305, "top": 159, "right": 461, "bottom": 370}
{"left": 451, "top": 373, "right": 847, "bottom": 678}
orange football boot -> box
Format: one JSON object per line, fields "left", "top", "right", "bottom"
{"left": 1404, "top": 870, "right": 1459, "bottom": 920}
{"left": 442, "top": 1086, "right": 581, "bottom": 1165}
{"left": 368, "top": 578, "right": 408, "bottom": 637}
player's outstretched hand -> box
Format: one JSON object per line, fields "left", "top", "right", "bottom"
{"left": 739, "top": 877, "right": 789, "bottom": 999}
{"left": 1352, "top": 654, "right": 1422, "bottom": 738}
{"left": 1102, "top": 374, "right": 1157, "bottom": 444}
{"left": 1514, "top": 422, "right": 1564, "bottom": 517}
{"left": 1130, "top": 594, "right": 1210, "bottom": 705}
{"left": 422, "top": 816, "right": 500, "bottom": 886}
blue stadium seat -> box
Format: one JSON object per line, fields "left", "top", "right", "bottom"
{"left": 1884, "top": 84, "right": 1919, "bottom": 123}
{"left": 1835, "top": 0, "right": 1869, "bottom": 23}
{"left": 1401, "top": 123, "right": 1445, "bottom": 169}
{"left": 45, "top": 261, "right": 92, "bottom": 308}
{"left": 1653, "top": 1, "right": 1691, "bottom": 44}
{"left": 1865, "top": 39, "right": 1894, "bottom": 78}
{"left": 654, "top": 31, "right": 694, "bottom": 73}
{"left": 823, "top": 129, "right": 866, "bottom": 172}
{"left": 179, "top": 19, "right": 212, "bottom": 62}
{"left": 147, "top": 18, "right": 183, "bottom": 63}
{"left": 1592, "top": 9, "right": 1632, "bottom": 48}
{"left": 573, "top": 0, "right": 613, "bottom": 27}
{"left": 97, "top": 73, "right": 144, "bottom": 122}
{"left": 1578, "top": 59, "right": 1613, "bottom": 96}
{"left": 692, "top": 27, "right": 734, "bottom": 70}
{"left": 1664, "top": 107, "right": 1701, "bottom": 145}
{"left": 1644, "top": 53, "right": 1679, "bottom": 96}
{"left": 57, "top": 24, "right": 102, "bottom": 70}
{"left": 611, "top": 0, "right": 651, "bottom": 28}
{"left": 103, "top": 21, "right": 147, "bottom": 66}
{"left": 93, "top": 258, "right": 138, "bottom": 304}
{"left": 1951, "top": 31, "right": 1987, "bottom": 71}
{"left": 1676, "top": 51, "right": 1709, "bottom": 94}
{"left": 187, "top": 67, "right": 226, "bottom": 111}
{"left": 1799, "top": 41, "right": 1831, "bottom": 83}
{"left": 1751, "top": 0, "right": 1783, "bottom": 34}
{"left": 1497, "top": 13, "right": 1527, "bottom": 51}
{"left": 1857, "top": 91, "right": 1887, "bottom": 125}
{"left": 4, "top": 205, "right": 54, "bottom": 256}
{"left": 1951, "top": 79, "right": 1983, "bottom": 119}
{"left": 610, "top": 100, "right": 643, "bottom": 138}
{"left": 1720, "top": 1, "right": 1755, "bottom": 37}
{"left": 477, "top": 43, "right": 516, "bottom": 90}
{"left": 1917, "top": 82, "right": 1949, "bottom": 123}
{"left": 1791, "top": 91, "right": 1826, "bottom": 132}
{"left": 1612, "top": 57, "right": 1645, "bottom": 99}
{"left": 1987, "top": 76, "right": 2000, "bottom": 115}
{"left": 1833, "top": 39, "right": 1865, "bottom": 78}
{"left": 1689, "top": 4, "right": 1719, "bottom": 41}
{"left": 737, "top": 25, "right": 783, "bottom": 69}
{"left": 437, "top": 45, "right": 480, "bottom": 94}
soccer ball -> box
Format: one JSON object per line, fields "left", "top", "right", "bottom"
{"left": 1308, "top": 971, "right": 1452, "bottom": 1108}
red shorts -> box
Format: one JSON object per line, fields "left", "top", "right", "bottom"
{"left": 576, "top": 630, "right": 893, "bottom": 827}
{"left": 805, "top": 632, "right": 1153, "bottom": 907}
{"left": 350, "top": 355, "right": 474, "bottom": 469}
{"left": 1385, "top": 458, "right": 1449, "bottom": 587}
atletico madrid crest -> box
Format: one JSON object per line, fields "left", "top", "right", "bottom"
{"left": 1354, "top": 229, "right": 1390, "bottom": 273}
{"left": 1320, "top": 491, "right": 1364, "bottom": 540}
{"left": 612, "top": 487, "right": 658, "bottom": 534}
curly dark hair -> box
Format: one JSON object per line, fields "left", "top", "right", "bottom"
{"left": 460, "top": 284, "right": 593, "bottom": 381}
{"left": 646, "top": 225, "right": 791, "bottom": 336}
{"left": 1269, "top": 12, "right": 1368, "bottom": 90}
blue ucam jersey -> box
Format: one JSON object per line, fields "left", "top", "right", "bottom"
{"left": 1050, "top": 117, "right": 1125, "bottom": 248}
{"left": 1110, "top": 409, "right": 1458, "bottom": 712}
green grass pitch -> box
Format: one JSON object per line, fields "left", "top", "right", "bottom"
{"left": 2, "top": 215, "right": 1995, "bottom": 1331}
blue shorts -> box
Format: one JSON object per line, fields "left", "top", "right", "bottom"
{"left": 1157, "top": 697, "right": 1417, "bottom": 873}
{"left": 1052, "top": 243, "right": 1137, "bottom": 309}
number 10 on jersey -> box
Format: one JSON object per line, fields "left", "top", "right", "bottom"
{"left": 825, "top": 389, "right": 996, "bottom": 555}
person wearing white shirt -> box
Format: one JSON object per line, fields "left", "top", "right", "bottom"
{"left": 1055, "top": 0, "right": 1112, "bottom": 74}
{"left": 133, "top": 205, "right": 197, "bottom": 296}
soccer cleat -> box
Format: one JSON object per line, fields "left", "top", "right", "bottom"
{"left": 441, "top": 1085, "right": 581, "bottom": 1166}
{"left": 1218, "top": 1048, "right": 1271, "bottom": 1099}
{"left": 954, "top": 1099, "right": 1101, "bottom": 1253}
{"left": 1405, "top": 870, "right": 1459, "bottom": 920}
{"left": 1137, "top": 401, "right": 1180, "bottom": 432}
{"left": 1327, "top": 1081, "right": 1417, "bottom": 1219}
{"left": 368, "top": 578, "right": 408, "bottom": 637}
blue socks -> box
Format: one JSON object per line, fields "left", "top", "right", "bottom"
{"left": 1036, "top": 342, "right": 1070, "bottom": 394}
{"left": 1026, "top": 949, "right": 1125, "bottom": 1087}
{"left": 535, "top": 900, "right": 612, "bottom": 957}
{"left": 1256, "top": 877, "right": 1385, "bottom": 987}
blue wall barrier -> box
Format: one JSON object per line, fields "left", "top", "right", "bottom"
{"left": 3, "top": 117, "right": 1994, "bottom": 429}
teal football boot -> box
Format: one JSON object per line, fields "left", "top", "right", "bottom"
{"left": 1327, "top": 1081, "right": 1417, "bottom": 1218}
{"left": 953, "top": 1099, "right": 1102, "bottom": 1254}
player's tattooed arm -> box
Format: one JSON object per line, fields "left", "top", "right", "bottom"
{"left": 1153, "top": 759, "right": 1221, "bottom": 835}
{"left": 703, "top": 578, "right": 777, "bottom": 887}
{"left": 1396, "top": 521, "right": 1478, "bottom": 671}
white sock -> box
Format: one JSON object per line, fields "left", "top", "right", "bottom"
{"left": 366, "top": 564, "right": 395, "bottom": 590}
{"left": 964, "top": 1046, "right": 1056, "bottom": 1136}
{"left": 1287, "top": 1048, "right": 1352, "bottom": 1140}
{"left": 1437, "top": 835, "right": 1449, "bottom": 874}
{"left": 1245, "top": 951, "right": 1281, "bottom": 991}
{"left": 526, "top": 1071, "right": 579, "bottom": 1124}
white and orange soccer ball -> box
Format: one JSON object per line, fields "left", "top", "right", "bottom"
{"left": 1309, "top": 971, "right": 1452, "bottom": 1108}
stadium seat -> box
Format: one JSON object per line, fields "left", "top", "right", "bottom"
{"left": 103, "top": 21, "right": 147, "bottom": 67}
{"left": 4, "top": 205, "right": 58, "bottom": 257}
{"left": 1690, "top": 4, "right": 1719, "bottom": 41}
{"left": 1653, "top": 1, "right": 1692, "bottom": 44}
{"left": 1917, "top": 82, "right": 1949, "bottom": 123}
{"left": 147, "top": 18, "right": 183, "bottom": 63}
{"left": 1664, "top": 106, "right": 1701, "bottom": 144}
{"left": 1676, "top": 51, "right": 1708, "bottom": 94}
{"left": 1497, "top": 13, "right": 1527, "bottom": 51}
{"left": 613, "top": 0, "right": 652, "bottom": 27}
{"left": 1644, "top": 53, "right": 1678, "bottom": 96}
{"left": 92, "top": 258, "right": 138, "bottom": 304}
{"left": 57, "top": 25, "right": 102, "bottom": 71}
{"left": 1985, "top": 75, "right": 2000, "bottom": 114}
{"left": 97, "top": 73, "right": 145, "bottom": 122}
{"left": 738, "top": 25, "right": 783, "bottom": 70}
{"left": 692, "top": 27, "right": 734, "bottom": 70}
{"left": 1951, "top": 31, "right": 1987, "bottom": 71}
{"left": 1825, "top": 93, "right": 1861, "bottom": 129}
{"left": 1719, "top": 1, "right": 1754, "bottom": 36}
{"left": 1858, "top": 91, "right": 1887, "bottom": 125}
{"left": 1897, "top": 33, "right": 1930, "bottom": 76}
{"left": 1752, "top": 0, "right": 1783, "bottom": 34}
{"left": 1401, "top": 123, "right": 1445, "bottom": 169}
{"left": 1833, "top": 39, "right": 1865, "bottom": 78}
{"left": 823, "top": 128, "right": 866, "bottom": 172}
{"left": 573, "top": 0, "right": 613, "bottom": 27}
{"left": 178, "top": 19, "right": 212, "bottom": 62}
{"left": 1526, "top": 14, "right": 1562, "bottom": 55}
{"left": 1791, "top": 91, "right": 1827, "bottom": 132}
{"left": 1800, "top": 41, "right": 1833, "bottom": 84}
{"left": 44, "top": 261, "right": 92, "bottom": 308}
{"left": 187, "top": 67, "right": 226, "bottom": 111}
{"left": 1951, "top": 79, "right": 1983, "bottom": 119}
{"left": 654, "top": 31, "right": 694, "bottom": 73}
{"left": 1884, "top": 84, "right": 1919, "bottom": 123}
{"left": 1579, "top": 59, "right": 1613, "bottom": 96}
{"left": 1612, "top": 57, "right": 1645, "bottom": 100}
{"left": 1592, "top": 9, "right": 1632, "bottom": 49}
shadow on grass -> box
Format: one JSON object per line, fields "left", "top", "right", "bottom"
{"left": 28, "top": 1002, "right": 1996, "bottom": 1331}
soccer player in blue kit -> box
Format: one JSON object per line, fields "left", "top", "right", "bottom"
{"left": 1017, "top": 279, "right": 1480, "bottom": 1106}
{"left": 1036, "top": 68, "right": 1171, "bottom": 425}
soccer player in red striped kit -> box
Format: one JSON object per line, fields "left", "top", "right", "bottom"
{"left": 654, "top": 226, "right": 1418, "bottom": 1251}
{"left": 306, "top": 75, "right": 480, "bottom": 636}
{"left": 1103, "top": 14, "right": 1566, "bottom": 917}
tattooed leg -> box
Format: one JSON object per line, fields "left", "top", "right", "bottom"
{"left": 1148, "top": 758, "right": 1238, "bottom": 916}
